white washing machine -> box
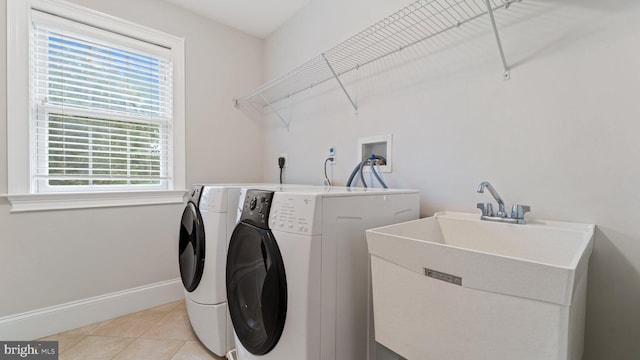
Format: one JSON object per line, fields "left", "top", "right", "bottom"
{"left": 179, "top": 184, "right": 244, "bottom": 356}
{"left": 226, "top": 186, "right": 420, "bottom": 360}
{"left": 178, "top": 183, "right": 313, "bottom": 356}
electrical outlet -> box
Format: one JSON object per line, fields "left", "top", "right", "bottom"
{"left": 278, "top": 153, "right": 287, "bottom": 168}
{"left": 329, "top": 146, "right": 336, "bottom": 164}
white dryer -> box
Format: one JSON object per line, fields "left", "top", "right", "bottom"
{"left": 226, "top": 187, "right": 420, "bottom": 360}
{"left": 179, "top": 185, "right": 243, "bottom": 356}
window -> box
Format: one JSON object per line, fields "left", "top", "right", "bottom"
{"left": 6, "top": 0, "right": 185, "bottom": 211}
{"left": 32, "top": 11, "right": 173, "bottom": 192}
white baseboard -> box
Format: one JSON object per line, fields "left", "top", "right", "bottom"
{"left": 0, "top": 278, "right": 184, "bottom": 340}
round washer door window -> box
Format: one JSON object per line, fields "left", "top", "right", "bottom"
{"left": 179, "top": 202, "right": 205, "bottom": 292}
{"left": 226, "top": 222, "right": 287, "bottom": 355}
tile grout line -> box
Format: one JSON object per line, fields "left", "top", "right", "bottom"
{"left": 168, "top": 340, "right": 190, "bottom": 360}
{"left": 57, "top": 334, "right": 87, "bottom": 356}
{"left": 121, "top": 302, "right": 191, "bottom": 359}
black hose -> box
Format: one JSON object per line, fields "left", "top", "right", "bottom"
{"left": 359, "top": 158, "right": 368, "bottom": 188}
{"left": 324, "top": 157, "right": 332, "bottom": 186}
{"left": 346, "top": 160, "right": 364, "bottom": 187}
{"left": 370, "top": 161, "right": 388, "bottom": 188}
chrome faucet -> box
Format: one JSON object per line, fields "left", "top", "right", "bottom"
{"left": 477, "top": 181, "right": 506, "bottom": 217}
{"left": 476, "top": 181, "right": 530, "bottom": 224}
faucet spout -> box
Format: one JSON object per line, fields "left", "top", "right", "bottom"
{"left": 477, "top": 181, "right": 506, "bottom": 217}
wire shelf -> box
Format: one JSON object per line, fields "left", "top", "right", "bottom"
{"left": 234, "top": 0, "right": 516, "bottom": 125}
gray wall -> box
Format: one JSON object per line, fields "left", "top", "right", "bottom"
{"left": 0, "top": 0, "right": 264, "bottom": 316}
{"left": 262, "top": 0, "right": 640, "bottom": 359}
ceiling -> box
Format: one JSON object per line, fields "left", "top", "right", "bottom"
{"left": 164, "top": 0, "right": 311, "bottom": 38}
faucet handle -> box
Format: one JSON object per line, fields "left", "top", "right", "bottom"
{"left": 511, "top": 204, "right": 531, "bottom": 220}
{"left": 477, "top": 202, "right": 494, "bottom": 217}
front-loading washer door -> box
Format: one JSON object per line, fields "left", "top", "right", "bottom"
{"left": 226, "top": 221, "right": 287, "bottom": 355}
{"left": 179, "top": 201, "right": 205, "bottom": 292}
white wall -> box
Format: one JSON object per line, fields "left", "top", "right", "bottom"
{"left": 0, "top": 0, "right": 263, "bottom": 328}
{"left": 262, "top": 0, "right": 640, "bottom": 358}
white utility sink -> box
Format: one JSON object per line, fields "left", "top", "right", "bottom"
{"left": 366, "top": 211, "right": 594, "bottom": 360}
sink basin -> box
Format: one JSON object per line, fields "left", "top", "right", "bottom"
{"left": 366, "top": 211, "right": 594, "bottom": 360}
{"left": 367, "top": 211, "right": 594, "bottom": 305}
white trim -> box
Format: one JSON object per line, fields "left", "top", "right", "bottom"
{"left": 0, "top": 278, "right": 184, "bottom": 341}
{"left": 1, "top": 190, "right": 187, "bottom": 212}
{"left": 6, "top": 0, "right": 186, "bottom": 197}
{"left": 170, "top": 34, "right": 186, "bottom": 192}
{"left": 27, "top": 0, "right": 183, "bottom": 50}
{"left": 31, "top": 8, "right": 172, "bottom": 58}
{"left": 7, "top": 0, "right": 31, "bottom": 194}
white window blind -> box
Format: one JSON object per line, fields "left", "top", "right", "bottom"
{"left": 31, "top": 10, "right": 173, "bottom": 192}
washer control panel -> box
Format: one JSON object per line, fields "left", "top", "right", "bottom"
{"left": 239, "top": 189, "right": 274, "bottom": 229}
{"left": 269, "top": 193, "right": 320, "bottom": 235}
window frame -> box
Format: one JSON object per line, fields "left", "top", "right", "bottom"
{"left": 5, "top": 0, "right": 186, "bottom": 211}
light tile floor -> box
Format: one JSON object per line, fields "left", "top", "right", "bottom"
{"left": 39, "top": 300, "right": 225, "bottom": 360}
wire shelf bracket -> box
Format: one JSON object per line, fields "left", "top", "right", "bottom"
{"left": 322, "top": 53, "right": 358, "bottom": 112}
{"left": 233, "top": 0, "right": 519, "bottom": 125}
{"left": 234, "top": 95, "right": 292, "bottom": 131}
{"left": 485, "top": 0, "right": 513, "bottom": 80}
{"left": 261, "top": 93, "right": 291, "bottom": 130}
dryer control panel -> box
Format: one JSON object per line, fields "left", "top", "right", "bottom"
{"left": 269, "top": 193, "right": 321, "bottom": 235}
{"left": 199, "top": 186, "right": 229, "bottom": 213}
{"left": 239, "top": 189, "right": 274, "bottom": 229}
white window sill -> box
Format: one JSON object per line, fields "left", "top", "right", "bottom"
{"left": 1, "top": 190, "right": 187, "bottom": 212}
